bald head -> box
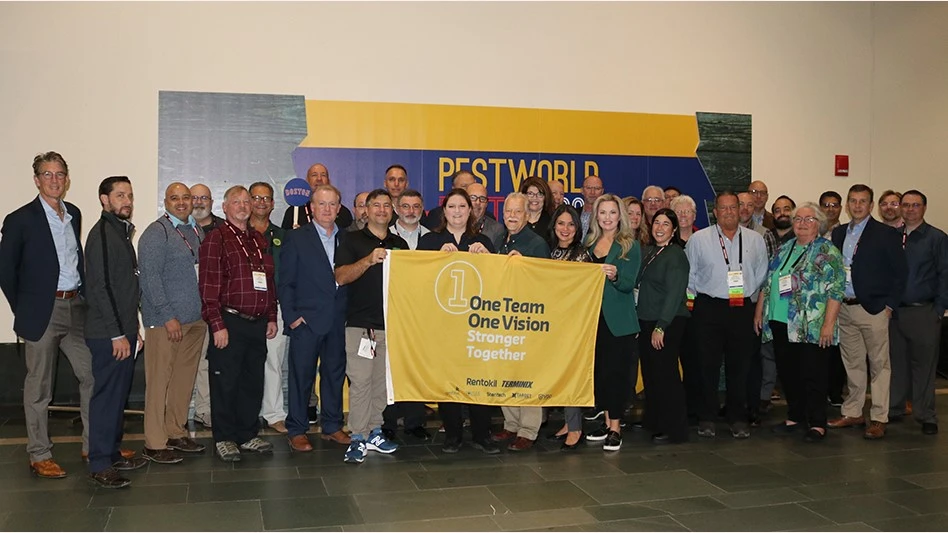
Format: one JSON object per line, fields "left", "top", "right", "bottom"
{"left": 749, "top": 180, "right": 769, "bottom": 211}
{"left": 164, "top": 182, "right": 193, "bottom": 221}
{"left": 453, "top": 171, "right": 476, "bottom": 190}
{"left": 549, "top": 180, "right": 566, "bottom": 206}
{"left": 190, "top": 183, "right": 213, "bottom": 222}
{"left": 306, "top": 163, "right": 331, "bottom": 188}
{"left": 466, "top": 182, "right": 489, "bottom": 220}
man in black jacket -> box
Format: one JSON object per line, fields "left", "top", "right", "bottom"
{"left": 0, "top": 152, "right": 95, "bottom": 479}
{"left": 829, "top": 184, "right": 908, "bottom": 440}
{"left": 85, "top": 176, "right": 147, "bottom": 488}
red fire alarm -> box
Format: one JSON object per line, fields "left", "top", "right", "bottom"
{"left": 835, "top": 155, "right": 849, "bottom": 177}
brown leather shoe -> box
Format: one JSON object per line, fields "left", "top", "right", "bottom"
{"left": 288, "top": 434, "right": 313, "bottom": 452}
{"left": 268, "top": 420, "right": 288, "bottom": 434}
{"left": 491, "top": 429, "right": 517, "bottom": 442}
{"left": 864, "top": 421, "right": 886, "bottom": 439}
{"left": 30, "top": 459, "right": 67, "bottom": 479}
{"left": 82, "top": 448, "right": 135, "bottom": 463}
{"left": 827, "top": 416, "right": 865, "bottom": 429}
{"left": 320, "top": 430, "right": 352, "bottom": 445}
{"left": 507, "top": 436, "right": 534, "bottom": 451}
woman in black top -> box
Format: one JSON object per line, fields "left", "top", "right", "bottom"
{"left": 519, "top": 176, "right": 554, "bottom": 237}
{"left": 544, "top": 205, "right": 593, "bottom": 450}
{"left": 417, "top": 189, "right": 496, "bottom": 454}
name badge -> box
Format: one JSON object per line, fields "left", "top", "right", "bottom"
{"left": 194, "top": 263, "right": 200, "bottom": 281}
{"left": 358, "top": 337, "right": 377, "bottom": 359}
{"left": 727, "top": 270, "right": 745, "bottom": 307}
{"left": 845, "top": 266, "right": 852, "bottom": 285}
{"left": 778, "top": 274, "right": 792, "bottom": 297}
{"left": 252, "top": 270, "right": 267, "bottom": 291}
{"left": 633, "top": 288, "right": 640, "bottom": 305}
{"left": 686, "top": 290, "right": 696, "bottom": 312}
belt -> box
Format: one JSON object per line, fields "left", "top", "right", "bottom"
{"left": 222, "top": 306, "right": 264, "bottom": 322}
{"left": 842, "top": 298, "right": 860, "bottom": 306}
{"left": 55, "top": 290, "right": 78, "bottom": 300}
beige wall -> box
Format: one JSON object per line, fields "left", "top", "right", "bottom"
{"left": 0, "top": 2, "right": 943, "bottom": 341}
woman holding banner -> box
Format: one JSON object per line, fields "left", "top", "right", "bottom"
{"left": 520, "top": 176, "right": 554, "bottom": 237}
{"left": 417, "top": 189, "right": 498, "bottom": 455}
{"left": 544, "top": 204, "right": 593, "bottom": 451}
{"left": 585, "top": 194, "right": 641, "bottom": 452}
{"left": 636, "top": 208, "right": 691, "bottom": 444}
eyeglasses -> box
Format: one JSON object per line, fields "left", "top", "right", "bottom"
{"left": 901, "top": 202, "right": 923, "bottom": 209}
{"left": 399, "top": 203, "right": 423, "bottom": 211}
{"left": 821, "top": 202, "right": 840, "bottom": 208}
{"left": 880, "top": 201, "right": 900, "bottom": 208}
{"left": 469, "top": 195, "right": 488, "bottom": 203}
{"left": 251, "top": 195, "right": 273, "bottom": 202}
{"left": 525, "top": 191, "right": 545, "bottom": 198}
{"left": 749, "top": 189, "right": 768, "bottom": 196}
{"left": 644, "top": 197, "right": 664, "bottom": 204}
{"left": 675, "top": 209, "right": 696, "bottom": 216}
{"left": 792, "top": 216, "right": 819, "bottom": 224}
{"left": 192, "top": 195, "right": 211, "bottom": 202}
{"left": 37, "top": 171, "right": 67, "bottom": 181}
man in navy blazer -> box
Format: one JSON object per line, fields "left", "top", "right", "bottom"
{"left": 828, "top": 184, "right": 907, "bottom": 439}
{"left": 278, "top": 184, "right": 349, "bottom": 452}
{"left": 0, "top": 152, "right": 95, "bottom": 478}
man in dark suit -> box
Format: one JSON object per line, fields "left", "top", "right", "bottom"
{"left": 829, "top": 184, "right": 907, "bottom": 439}
{"left": 0, "top": 151, "right": 95, "bottom": 479}
{"left": 279, "top": 184, "right": 350, "bottom": 452}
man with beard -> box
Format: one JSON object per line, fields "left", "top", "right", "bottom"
{"left": 642, "top": 185, "right": 665, "bottom": 226}
{"left": 767, "top": 196, "right": 796, "bottom": 257}
{"left": 85, "top": 176, "right": 148, "bottom": 487}
{"left": 348, "top": 191, "right": 369, "bottom": 232}
{"left": 739, "top": 192, "right": 769, "bottom": 238}
{"left": 190, "top": 183, "right": 223, "bottom": 234}
{"left": 467, "top": 182, "right": 504, "bottom": 244}
{"left": 189, "top": 183, "right": 219, "bottom": 430}
{"left": 550, "top": 180, "right": 567, "bottom": 207}
{"left": 282, "top": 163, "right": 354, "bottom": 230}
{"left": 580, "top": 175, "right": 604, "bottom": 238}
{"left": 748, "top": 180, "right": 775, "bottom": 231}
{"left": 878, "top": 190, "right": 904, "bottom": 229}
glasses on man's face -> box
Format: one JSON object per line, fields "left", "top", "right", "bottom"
{"left": 399, "top": 203, "right": 423, "bottom": 211}
{"left": 192, "top": 195, "right": 211, "bottom": 202}
{"left": 901, "top": 202, "right": 923, "bottom": 210}
{"left": 880, "top": 201, "right": 900, "bottom": 208}
{"left": 525, "top": 191, "right": 545, "bottom": 198}
{"left": 469, "top": 195, "right": 488, "bottom": 204}
{"left": 644, "top": 197, "right": 663, "bottom": 204}
{"left": 37, "top": 171, "right": 67, "bottom": 181}
{"left": 749, "top": 189, "right": 768, "bottom": 196}
{"left": 251, "top": 195, "right": 273, "bottom": 202}
{"left": 821, "top": 202, "right": 840, "bottom": 208}
{"left": 792, "top": 216, "right": 819, "bottom": 225}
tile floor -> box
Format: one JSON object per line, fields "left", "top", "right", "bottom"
{"left": 1, "top": 394, "right": 947, "bottom": 531}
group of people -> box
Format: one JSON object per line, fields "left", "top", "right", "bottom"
{"left": 2, "top": 151, "right": 944, "bottom": 490}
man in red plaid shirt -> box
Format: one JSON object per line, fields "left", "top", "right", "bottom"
{"left": 199, "top": 185, "right": 278, "bottom": 462}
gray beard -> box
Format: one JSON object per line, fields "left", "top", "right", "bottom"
{"left": 192, "top": 207, "right": 210, "bottom": 220}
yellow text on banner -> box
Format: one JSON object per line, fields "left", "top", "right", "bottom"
{"left": 382, "top": 250, "right": 605, "bottom": 407}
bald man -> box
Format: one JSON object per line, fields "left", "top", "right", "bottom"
{"left": 190, "top": 183, "right": 224, "bottom": 234}
{"left": 281, "top": 163, "right": 354, "bottom": 230}
{"left": 139, "top": 183, "right": 208, "bottom": 463}
{"left": 748, "top": 180, "right": 775, "bottom": 231}
{"left": 549, "top": 180, "right": 567, "bottom": 207}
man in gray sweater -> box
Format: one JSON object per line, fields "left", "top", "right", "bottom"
{"left": 139, "top": 182, "right": 208, "bottom": 464}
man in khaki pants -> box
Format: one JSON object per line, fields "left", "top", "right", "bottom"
{"left": 829, "top": 184, "right": 907, "bottom": 439}
{"left": 139, "top": 183, "right": 209, "bottom": 462}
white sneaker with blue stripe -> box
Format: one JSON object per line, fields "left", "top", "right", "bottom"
{"left": 344, "top": 439, "right": 367, "bottom": 464}
{"left": 366, "top": 428, "right": 398, "bottom": 454}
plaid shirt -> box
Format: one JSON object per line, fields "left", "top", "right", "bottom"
{"left": 199, "top": 220, "right": 277, "bottom": 333}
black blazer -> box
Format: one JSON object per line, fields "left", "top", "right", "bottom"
{"left": 0, "top": 197, "right": 85, "bottom": 342}
{"left": 831, "top": 217, "right": 907, "bottom": 315}
{"left": 277, "top": 223, "right": 347, "bottom": 336}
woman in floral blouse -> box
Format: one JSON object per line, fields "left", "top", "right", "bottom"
{"left": 754, "top": 201, "right": 845, "bottom": 442}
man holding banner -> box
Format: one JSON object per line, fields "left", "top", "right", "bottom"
{"left": 335, "top": 189, "right": 407, "bottom": 464}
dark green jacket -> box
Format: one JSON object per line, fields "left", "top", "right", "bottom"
{"left": 599, "top": 240, "right": 641, "bottom": 336}
{"left": 636, "top": 244, "right": 690, "bottom": 328}
{"left": 262, "top": 222, "right": 286, "bottom": 286}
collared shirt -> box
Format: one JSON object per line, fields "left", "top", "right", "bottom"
{"left": 335, "top": 225, "right": 408, "bottom": 329}
{"left": 902, "top": 222, "right": 948, "bottom": 314}
{"left": 842, "top": 216, "right": 871, "bottom": 298}
{"left": 166, "top": 212, "right": 198, "bottom": 228}
{"left": 40, "top": 199, "right": 81, "bottom": 291}
{"left": 314, "top": 220, "right": 339, "bottom": 270}
{"left": 752, "top": 211, "right": 764, "bottom": 227}
{"left": 390, "top": 221, "right": 430, "bottom": 250}
{"left": 495, "top": 228, "right": 550, "bottom": 258}
{"left": 764, "top": 228, "right": 795, "bottom": 260}
{"left": 685, "top": 224, "right": 769, "bottom": 301}
{"left": 199, "top": 220, "right": 277, "bottom": 332}
{"left": 581, "top": 211, "right": 593, "bottom": 239}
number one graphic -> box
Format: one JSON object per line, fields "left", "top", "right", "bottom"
{"left": 448, "top": 269, "right": 468, "bottom": 307}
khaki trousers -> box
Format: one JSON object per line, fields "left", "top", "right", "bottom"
{"left": 838, "top": 303, "right": 891, "bottom": 423}
{"left": 144, "top": 319, "right": 207, "bottom": 449}
{"left": 345, "top": 327, "right": 387, "bottom": 439}
{"left": 502, "top": 407, "right": 542, "bottom": 440}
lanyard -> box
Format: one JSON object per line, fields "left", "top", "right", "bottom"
{"left": 225, "top": 222, "right": 264, "bottom": 268}
{"left": 779, "top": 242, "right": 810, "bottom": 272}
{"left": 901, "top": 228, "right": 908, "bottom": 250}
{"left": 638, "top": 245, "right": 667, "bottom": 282}
{"left": 164, "top": 214, "right": 200, "bottom": 258}
{"left": 717, "top": 227, "right": 742, "bottom": 270}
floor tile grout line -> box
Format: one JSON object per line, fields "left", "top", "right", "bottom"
{"left": 791, "top": 501, "right": 843, "bottom": 526}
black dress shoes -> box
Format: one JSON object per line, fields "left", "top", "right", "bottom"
{"left": 651, "top": 433, "right": 671, "bottom": 445}
{"left": 922, "top": 422, "right": 939, "bottom": 435}
{"left": 546, "top": 431, "right": 567, "bottom": 442}
{"left": 560, "top": 434, "right": 585, "bottom": 452}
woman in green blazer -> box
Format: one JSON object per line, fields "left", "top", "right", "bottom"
{"left": 584, "top": 193, "right": 641, "bottom": 452}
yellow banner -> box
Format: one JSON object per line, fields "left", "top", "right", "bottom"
{"left": 383, "top": 250, "right": 604, "bottom": 407}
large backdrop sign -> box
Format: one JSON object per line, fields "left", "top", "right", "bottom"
{"left": 382, "top": 251, "right": 605, "bottom": 406}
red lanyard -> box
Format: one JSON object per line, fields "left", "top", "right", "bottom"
{"left": 717, "top": 227, "right": 743, "bottom": 270}
{"left": 225, "top": 222, "right": 263, "bottom": 268}
{"left": 164, "top": 214, "right": 201, "bottom": 258}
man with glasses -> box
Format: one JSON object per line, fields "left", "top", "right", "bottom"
{"left": 888, "top": 190, "right": 946, "bottom": 435}
{"left": 348, "top": 191, "right": 369, "bottom": 233}
{"left": 663, "top": 186, "right": 682, "bottom": 208}
{"left": 641, "top": 186, "right": 665, "bottom": 226}
{"left": 748, "top": 180, "right": 775, "bottom": 231}
{"left": 738, "top": 192, "right": 769, "bottom": 238}
{"left": 829, "top": 184, "right": 907, "bottom": 439}
{"left": 878, "top": 190, "right": 904, "bottom": 229}
{"left": 250, "top": 182, "right": 289, "bottom": 434}
{"left": 580, "top": 175, "right": 604, "bottom": 238}
{"left": 819, "top": 190, "right": 846, "bottom": 407}
{"left": 282, "top": 163, "right": 354, "bottom": 230}
{"left": 550, "top": 180, "right": 567, "bottom": 207}
{"left": 819, "top": 191, "right": 843, "bottom": 238}
{"left": 190, "top": 184, "right": 224, "bottom": 234}
{"left": 0, "top": 152, "right": 95, "bottom": 479}
{"left": 189, "top": 183, "right": 221, "bottom": 430}
{"left": 467, "top": 182, "right": 504, "bottom": 244}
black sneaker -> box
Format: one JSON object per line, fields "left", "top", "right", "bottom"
{"left": 89, "top": 467, "right": 131, "bottom": 489}
{"left": 583, "top": 408, "right": 605, "bottom": 421}
{"left": 166, "top": 437, "right": 206, "bottom": 453}
{"left": 307, "top": 405, "right": 319, "bottom": 425}
{"left": 602, "top": 431, "right": 622, "bottom": 452}
{"left": 731, "top": 422, "right": 751, "bottom": 439}
{"left": 586, "top": 425, "right": 609, "bottom": 442}
{"left": 471, "top": 438, "right": 501, "bottom": 455}
{"left": 143, "top": 447, "right": 183, "bottom": 464}
{"left": 112, "top": 455, "right": 148, "bottom": 471}
{"left": 441, "top": 439, "right": 461, "bottom": 454}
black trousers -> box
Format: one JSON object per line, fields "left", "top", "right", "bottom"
{"left": 86, "top": 334, "right": 137, "bottom": 473}
{"left": 827, "top": 345, "right": 846, "bottom": 403}
{"left": 770, "top": 321, "right": 829, "bottom": 429}
{"left": 746, "top": 332, "right": 764, "bottom": 417}
{"left": 594, "top": 314, "right": 637, "bottom": 420}
{"left": 208, "top": 313, "right": 267, "bottom": 444}
{"left": 439, "top": 402, "right": 493, "bottom": 443}
{"left": 680, "top": 317, "right": 703, "bottom": 421}
{"left": 639, "top": 317, "right": 689, "bottom": 442}
{"left": 692, "top": 295, "right": 756, "bottom": 424}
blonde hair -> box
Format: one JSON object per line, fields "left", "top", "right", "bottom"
{"left": 585, "top": 194, "right": 635, "bottom": 259}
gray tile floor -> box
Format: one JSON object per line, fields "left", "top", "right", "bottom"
{"left": 1, "top": 395, "right": 948, "bottom": 532}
